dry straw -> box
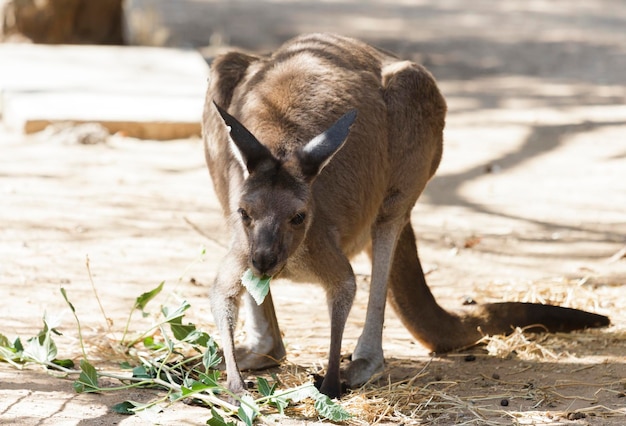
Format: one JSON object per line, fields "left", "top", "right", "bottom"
{"left": 264, "top": 276, "right": 624, "bottom": 425}
{"left": 75, "top": 274, "right": 623, "bottom": 424}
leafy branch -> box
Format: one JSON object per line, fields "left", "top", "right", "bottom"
{"left": 0, "top": 263, "right": 350, "bottom": 425}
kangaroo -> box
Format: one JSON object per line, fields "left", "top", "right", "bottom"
{"left": 202, "top": 33, "right": 609, "bottom": 399}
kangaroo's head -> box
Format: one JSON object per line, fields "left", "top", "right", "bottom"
{"left": 214, "top": 102, "right": 357, "bottom": 278}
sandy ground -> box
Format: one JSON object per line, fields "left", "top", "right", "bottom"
{"left": 2, "top": 1, "right": 626, "bottom": 425}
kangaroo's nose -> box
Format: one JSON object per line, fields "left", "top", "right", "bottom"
{"left": 252, "top": 250, "right": 277, "bottom": 274}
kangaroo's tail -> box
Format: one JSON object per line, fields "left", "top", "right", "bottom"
{"left": 387, "top": 223, "right": 610, "bottom": 353}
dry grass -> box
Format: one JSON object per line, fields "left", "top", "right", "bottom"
{"left": 479, "top": 327, "right": 562, "bottom": 361}
{"left": 269, "top": 352, "right": 626, "bottom": 425}
{"left": 478, "top": 275, "right": 607, "bottom": 313}
{"left": 263, "top": 276, "right": 626, "bottom": 425}
{"left": 63, "top": 274, "right": 624, "bottom": 424}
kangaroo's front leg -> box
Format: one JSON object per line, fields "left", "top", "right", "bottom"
{"left": 317, "top": 255, "right": 357, "bottom": 399}
{"left": 210, "top": 253, "right": 247, "bottom": 395}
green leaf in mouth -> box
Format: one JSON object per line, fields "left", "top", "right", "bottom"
{"left": 241, "top": 269, "right": 272, "bottom": 305}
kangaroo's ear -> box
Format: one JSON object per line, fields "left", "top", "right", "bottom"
{"left": 214, "top": 102, "right": 276, "bottom": 174}
{"left": 298, "top": 109, "right": 357, "bottom": 180}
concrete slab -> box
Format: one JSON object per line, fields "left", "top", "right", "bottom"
{"left": 0, "top": 44, "right": 209, "bottom": 139}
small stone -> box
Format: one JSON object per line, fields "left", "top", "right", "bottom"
{"left": 492, "top": 372, "right": 500, "bottom": 380}
{"left": 464, "top": 354, "right": 476, "bottom": 362}
{"left": 567, "top": 412, "right": 586, "bottom": 420}
{"left": 462, "top": 296, "right": 477, "bottom": 305}
{"left": 500, "top": 399, "right": 509, "bottom": 407}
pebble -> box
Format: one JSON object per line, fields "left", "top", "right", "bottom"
{"left": 567, "top": 412, "right": 586, "bottom": 420}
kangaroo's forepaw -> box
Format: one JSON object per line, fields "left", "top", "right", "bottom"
{"left": 225, "top": 376, "right": 249, "bottom": 404}
{"left": 343, "top": 356, "right": 385, "bottom": 388}
{"left": 314, "top": 373, "right": 348, "bottom": 399}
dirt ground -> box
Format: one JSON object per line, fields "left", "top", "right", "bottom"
{"left": 2, "top": 1, "right": 626, "bottom": 425}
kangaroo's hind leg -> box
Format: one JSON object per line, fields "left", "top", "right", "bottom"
{"left": 345, "top": 218, "right": 407, "bottom": 388}
{"left": 345, "top": 59, "right": 447, "bottom": 388}
{"left": 236, "top": 289, "right": 286, "bottom": 370}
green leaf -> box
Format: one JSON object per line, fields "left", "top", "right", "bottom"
{"left": 167, "top": 317, "right": 210, "bottom": 347}
{"left": 314, "top": 394, "right": 351, "bottom": 421}
{"left": 134, "top": 403, "right": 163, "bottom": 420}
{"left": 202, "top": 344, "right": 222, "bottom": 370}
{"left": 23, "top": 330, "right": 57, "bottom": 364}
{"left": 237, "top": 394, "right": 258, "bottom": 426}
{"left": 119, "top": 361, "right": 133, "bottom": 370}
{"left": 60, "top": 288, "right": 75, "bottom": 314}
{"left": 160, "top": 325, "right": 175, "bottom": 352}
{"left": 0, "top": 334, "right": 21, "bottom": 364}
{"left": 161, "top": 300, "right": 191, "bottom": 322}
{"left": 275, "top": 383, "right": 319, "bottom": 403}
{"left": 186, "top": 330, "right": 211, "bottom": 347}
{"left": 271, "top": 395, "right": 289, "bottom": 415}
{"left": 43, "top": 312, "right": 62, "bottom": 336}
{"left": 257, "top": 376, "right": 277, "bottom": 397}
{"left": 112, "top": 400, "right": 139, "bottom": 415}
{"left": 0, "top": 335, "right": 26, "bottom": 367}
{"left": 51, "top": 358, "right": 74, "bottom": 368}
{"left": 169, "top": 391, "right": 182, "bottom": 402}
{"left": 13, "top": 337, "right": 24, "bottom": 352}
{"left": 73, "top": 359, "right": 99, "bottom": 393}
{"left": 261, "top": 383, "right": 349, "bottom": 418}
{"left": 207, "top": 407, "right": 236, "bottom": 426}
{"left": 181, "top": 378, "right": 221, "bottom": 397}
{"left": 134, "top": 281, "right": 164, "bottom": 312}
{"left": 198, "top": 370, "right": 221, "bottom": 387}
{"left": 237, "top": 406, "right": 252, "bottom": 426}
{"left": 169, "top": 321, "right": 196, "bottom": 341}
{"left": 257, "top": 376, "right": 287, "bottom": 413}
{"left": 241, "top": 269, "right": 271, "bottom": 305}
{"left": 142, "top": 336, "right": 165, "bottom": 350}
{"left": 0, "top": 333, "right": 11, "bottom": 348}
{"left": 0, "top": 346, "right": 18, "bottom": 363}
{"left": 132, "top": 365, "right": 154, "bottom": 379}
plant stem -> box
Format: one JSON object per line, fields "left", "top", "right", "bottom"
{"left": 59, "top": 288, "right": 88, "bottom": 360}
{"left": 120, "top": 307, "right": 136, "bottom": 347}
{"left": 85, "top": 255, "right": 113, "bottom": 334}
{"left": 168, "top": 353, "right": 203, "bottom": 370}
{"left": 122, "top": 319, "right": 173, "bottom": 349}
{"left": 44, "top": 361, "right": 78, "bottom": 374}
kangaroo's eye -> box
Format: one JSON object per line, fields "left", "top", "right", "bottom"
{"left": 290, "top": 212, "right": 306, "bottom": 226}
{"left": 238, "top": 208, "right": 251, "bottom": 224}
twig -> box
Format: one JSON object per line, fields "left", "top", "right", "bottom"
{"left": 60, "top": 288, "right": 89, "bottom": 360}
{"left": 607, "top": 245, "right": 626, "bottom": 263}
{"left": 183, "top": 216, "right": 227, "bottom": 249}
{"left": 85, "top": 255, "right": 113, "bottom": 333}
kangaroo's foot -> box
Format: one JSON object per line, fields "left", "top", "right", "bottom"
{"left": 215, "top": 340, "right": 285, "bottom": 372}
{"left": 225, "top": 375, "right": 249, "bottom": 401}
{"left": 234, "top": 344, "right": 285, "bottom": 370}
{"left": 343, "top": 354, "right": 385, "bottom": 388}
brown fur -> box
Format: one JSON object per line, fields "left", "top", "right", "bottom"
{"left": 202, "top": 33, "right": 609, "bottom": 399}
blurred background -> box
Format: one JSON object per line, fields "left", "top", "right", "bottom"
{"left": 2, "top": 0, "right": 625, "bottom": 286}
{"left": 2, "top": 0, "right": 625, "bottom": 294}
{"left": 2, "top": 0, "right": 625, "bottom": 85}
